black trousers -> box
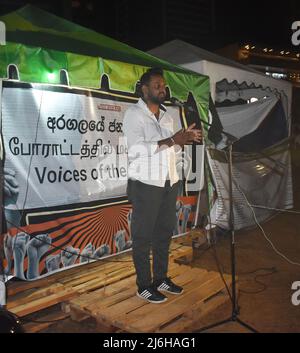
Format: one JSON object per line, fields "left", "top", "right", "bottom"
{"left": 127, "top": 179, "right": 180, "bottom": 290}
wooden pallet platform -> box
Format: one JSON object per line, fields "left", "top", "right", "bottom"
{"left": 5, "top": 237, "right": 197, "bottom": 332}
{"left": 68, "top": 264, "right": 233, "bottom": 333}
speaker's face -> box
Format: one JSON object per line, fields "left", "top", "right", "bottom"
{"left": 143, "top": 75, "right": 166, "bottom": 105}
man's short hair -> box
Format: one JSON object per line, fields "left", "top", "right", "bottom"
{"left": 139, "top": 67, "right": 164, "bottom": 90}
{"left": 137, "top": 67, "right": 164, "bottom": 98}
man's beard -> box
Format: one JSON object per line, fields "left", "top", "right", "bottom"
{"left": 149, "top": 92, "right": 166, "bottom": 105}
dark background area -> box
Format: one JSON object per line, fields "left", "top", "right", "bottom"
{"left": 0, "top": 0, "right": 300, "bottom": 51}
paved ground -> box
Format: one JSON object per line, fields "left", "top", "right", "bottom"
{"left": 42, "top": 148, "right": 300, "bottom": 333}
{"left": 192, "top": 216, "right": 300, "bottom": 333}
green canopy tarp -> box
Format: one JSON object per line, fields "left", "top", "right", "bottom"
{"left": 0, "top": 5, "right": 210, "bottom": 119}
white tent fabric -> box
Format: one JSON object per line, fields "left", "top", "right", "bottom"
{"left": 149, "top": 39, "right": 293, "bottom": 231}
{"left": 208, "top": 147, "right": 293, "bottom": 230}
{"left": 201, "top": 61, "right": 291, "bottom": 124}
{"left": 216, "top": 88, "right": 275, "bottom": 103}
{"left": 148, "top": 40, "right": 292, "bottom": 123}
{"left": 217, "top": 96, "right": 278, "bottom": 140}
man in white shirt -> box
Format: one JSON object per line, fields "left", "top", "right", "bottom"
{"left": 123, "top": 68, "right": 201, "bottom": 303}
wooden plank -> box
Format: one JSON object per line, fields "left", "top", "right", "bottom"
{"left": 58, "top": 260, "right": 130, "bottom": 285}
{"left": 9, "top": 288, "right": 76, "bottom": 317}
{"left": 158, "top": 292, "right": 229, "bottom": 333}
{"left": 59, "top": 270, "right": 106, "bottom": 287}
{"left": 7, "top": 283, "right": 66, "bottom": 309}
{"left": 71, "top": 268, "right": 131, "bottom": 290}
{"left": 72, "top": 267, "right": 136, "bottom": 294}
{"left": 69, "top": 274, "right": 137, "bottom": 308}
{"left": 7, "top": 278, "right": 55, "bottom": 297}
{"left": 163, "top": 266, "right": 208, "bottom": 288}
{"left": 84, "top": 286, "right": 137, "bottom": 314}
{"left": 8, "top": 258, "right": 130, "bottom": 301}
{"left": 169, "top": 245, "right": 193, "bottom": 258}
{"left": 70, "top": 306, "right": 91, "bottom": 322}
{"left": 6, "top": 255, "right": 127, "bottom": 296}
{"left": 95, "top": 296, "right": 148, "bottom": 324}
{"left": 61, "top": 265, "right": 132, "bottom": 288}
{"left": 157, "top": 277, "right": 231, "bottom": 333}
{"left": 183, "top": 285, "right": 231, "bottom": 320}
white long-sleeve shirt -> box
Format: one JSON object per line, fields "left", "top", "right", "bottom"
{"left": 123, "top": 98, "right": 179, "bottom": 187}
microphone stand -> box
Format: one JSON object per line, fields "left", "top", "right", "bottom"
{"left": 195, "top": 131, "right": 258, "bottom": 333}
{"left": 176, "top": 92, "right": 259, "bottom": 332}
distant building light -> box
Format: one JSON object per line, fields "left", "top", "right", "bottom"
{"left": 268, "top": 49, "right": 274, "bottom": 52}
{"left": 286, "top": 51, "right": 290, "bottom": 55}
{"left": 280, "top": 51, "right": 285, "bottom": 55}
{"left": 266, "top": 71, "right": 287, "bottom": 79}
{"left": 263, "top": 48, "right": 268, "bottom": 52}
{"left": 297, "top": 53, "right": 300, "bottom": 58}
{"left": 251, "top": 46, "right": 256, "bottom": 49}
{"left": 245, "top": 44, "right": 250, "bottom": 50}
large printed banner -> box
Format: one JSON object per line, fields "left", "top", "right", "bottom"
{"left": 4, "top": 83, "right": 133, "bottom": 209}
{"left": 1, "top": 81, "right": 198, "bottom": 280}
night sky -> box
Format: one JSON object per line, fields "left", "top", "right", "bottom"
{"left": 0, "top": 0, "right": 300, "bottom": 51}
{"left": 216, "top": 1, "right": 299, "bottom": 49}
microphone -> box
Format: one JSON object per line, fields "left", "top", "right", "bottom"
{"left": 169, "top": 97, "right": 195, "bottom": 112}
{"left": 170, "top": 97, "right": 214, "bottom": 129}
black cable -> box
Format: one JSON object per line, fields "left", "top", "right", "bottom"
{"left": 238, "top": 281, "right": 267, "bottom": 295}
{"left": 238, "top": 267, "right": 278, "bottom": 295}
{"left": 194, "top": 217, "right": 277, "bottom": 300}
{"left": 238, "top": 266, "right": 277, "bottom": 276}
